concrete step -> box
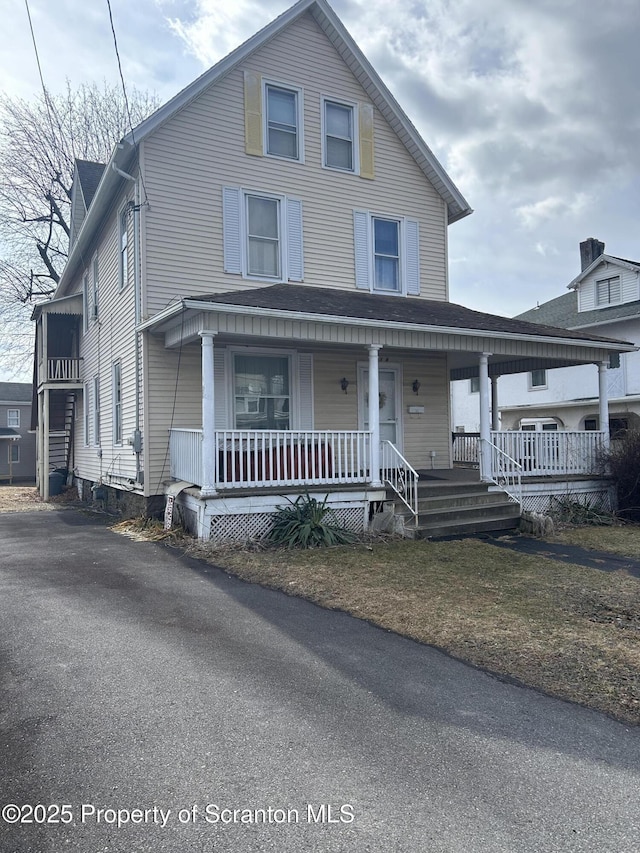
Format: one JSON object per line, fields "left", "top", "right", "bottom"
{"left": 414, "top": 481, "right": 487, "bottom": 498}
{"left": 413, "top": 513, "right": 521, "bottom": 540}
{"left": 415, "top": 490, "right": 514, "bottom": 512}
{"left": 417, "top": 500, "right": 519, "bottom": 526}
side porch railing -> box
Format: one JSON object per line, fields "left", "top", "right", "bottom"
{"left": 169, "top": 428, "right": 370, "bottom": 489}
{"left": 490, "top": 430, "right": 606, "bottom": 477}
{"left": 38, "top": 357, "right": 83, "bottom": 386}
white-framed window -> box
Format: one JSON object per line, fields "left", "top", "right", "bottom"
{"left": 112, "top": 361, "right": 122, "bottom": 445}
{"left": 264, "top": 81, "right": 303, "bottom": 161}
{"left": 7, "top": 409, "right": 19, "bottom": 428}
{"left": 84, "top": 382, "right": 91, "bottom": 446}
{"left": 233, "top": 352, "right": 291, "bottom": 430}
{"left": 529, "top": 369, "right": 547, "bottom": 389}
{"left": 92, "top": 255, "right": 99, "bottom": 320}
{"left": 82, "top": 271, "right": 90, "bottom": 333}
{"left": 119, "top": 206, "right": 129, "bottom": 289}
{"left": 93, "top": 375, "right": 101, "bottom": 446}
{"left": 223, "top": 187, "right": 303, "bottom": 283}
{"left": 596, "top": 275, "right": 621, "bottom": 306}
{"left": 469, "top": 377, "right": 479, "bottom": 394}
{"left": 322, "top": 98, "right": 357, "bottom": 172}
{"left": 353, "top": 210, "right": 420, "bottom": 296}
{"left": 246, "top": 194, "right": 281, "bottom": 279}
{"left": 9, "top": 443, "right": 19, "bottom": 464}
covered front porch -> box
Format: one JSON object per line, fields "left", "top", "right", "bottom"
{"left": 140, "top": 284, "right": 633, "bottom": 538}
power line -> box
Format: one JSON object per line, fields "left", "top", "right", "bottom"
{"left": 105, "top": 0, "right": 150, "bottom": 205}
{"left": 24, "top": 0, "right": 57, "bottom": 142}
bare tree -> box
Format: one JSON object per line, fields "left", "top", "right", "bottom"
{"left": 0, "top": 82, "right": 160, "bottom": 377}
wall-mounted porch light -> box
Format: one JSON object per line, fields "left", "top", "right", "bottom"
{"left": 412, "top": 379, "right": 421, "bottom": 394}
{"left": 340, "top": 377, "right": 350, "bottom": 394}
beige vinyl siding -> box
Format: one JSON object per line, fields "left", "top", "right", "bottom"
{"left": 579, "top": 264, "right": 640, "bottom": 311}
{"left": 71, "top": 185, "right": 141, "bottom": 489}
{"left": 141, "top": 11, "right": 447, "bottom": 317}
{"left": 144, "top": 337, "right": 202, "bottom": 496}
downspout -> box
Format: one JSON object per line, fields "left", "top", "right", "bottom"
{"left": 111, "top": 160, "right": 143, "bottom": 484}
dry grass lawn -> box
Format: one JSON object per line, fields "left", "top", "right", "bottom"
{"left": 550, "top": 524, "right": 640, "bottom": 560}
{"left": 184, "top": 535, "right": 640, "bottom": 725}
{"left": 0, "top": 485, "right": 57, "bottom": 512}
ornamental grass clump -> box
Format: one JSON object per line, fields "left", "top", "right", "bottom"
{"left": 268, "top": 494, "right": 356, "bottom": 548}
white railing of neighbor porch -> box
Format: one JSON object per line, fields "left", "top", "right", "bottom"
{"left": 39, "top": 357, "right": 83, "bottom": 385}
{"left": 490, "top": 430, "right": 606, "bottom": 477}
{"left": 169, "top": 429, "right": 370, "bottom": 489}
{"left": 380, "top": 440, "right": 419, "bottom": 522}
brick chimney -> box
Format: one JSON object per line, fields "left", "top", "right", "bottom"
{"left": 580, "top": 237, "right": 605, "bottom": 271}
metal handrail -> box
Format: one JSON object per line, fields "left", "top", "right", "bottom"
{"left": 481, "top": 438, "right": 522, "bottom": 506}
{"left": 380, "top": 440, "right": 419, "bottom": 523}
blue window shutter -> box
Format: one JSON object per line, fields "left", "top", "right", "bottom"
{"left": 214, "top": 349, "right": 228, "bottom": 429}
{"left": 286, "top": 197, "right": 304, "bottom": 282}
{"left": 223, "top": 187, "right": 242, "bottom": 274}
{"left": 353, "top": 210, "right": 371, "bottom": 289}
{"left": 405, "top": 218, "right": 420, "bottom": 295}
{"left": 297, "top": 353, "right": 314, "bottom": 429}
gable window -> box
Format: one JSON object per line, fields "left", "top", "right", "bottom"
{"left": 596, "top": 275, "right": 621, "bottom": 306}
{"left": 119, "top": 207, "right": 129, "bottom": 289}
{"left": 529, "top": 369, "right": 547, "bottom": 389}
{"left": 223, "top": 187, "right": 303, "bottom": 283}
{"left": 353, "top": 210, "right": 420, "bottom": 296}
{"left": 324, "top": 100, "right": 356, "bottom": 172}
{"left": 247, "top": 195, "right": 280, "bottom": 278}
{"left": 265, "top": 83, "right": 302, "bottom": 161}
{"left": 233, "top": 354, "right": 290, "bottom": 430}
{"left": 113, "top": 361, "right": 122, "bottom": 445}
{"left": 7, "top": 409, "right": 19, "bottom": 428}
{"left": 93, "top": 375, "right": 101, "bottom": 446}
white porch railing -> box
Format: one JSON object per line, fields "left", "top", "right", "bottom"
{"left": 381, "top": 440, "right": 419, "bottom": 522}
{"left": 40, "top": 357, "right": 83, "bottom": 384}
{"left": 170, "top": 429, "right": 370, "bottom": 489}
{"left": 490, "top": 430, "right": 606, "bottom": 477}
{"left": 452, "top": 433, "right": 480, "bottom": 465}
{"left": 482, "top": 438, "right": 522, "bottom": 506}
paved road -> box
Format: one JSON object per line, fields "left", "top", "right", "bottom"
{"left": 1, "top": 510, "right": 640, "bottom": 853}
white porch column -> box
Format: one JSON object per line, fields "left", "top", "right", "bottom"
{"left": 479, "top": 353, "right": 492, "bottom": 482}
{"left": 491, "top": 375, "right": 500, "bottom": 431}
{"left": 200, "top": 332, "right": 217, "bottom": 497}
{"left": 368, "top": 345, "right": 383, "bottom": 487}
{"left": 43, "top": 387, "right": 50, "bottom": 500}
{"left": 598, "top": 361, "right": 610, "bottom": 450}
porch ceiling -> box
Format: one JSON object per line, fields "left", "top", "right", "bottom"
{"left": 140, "top": 284, "right": 636, "bottom": 378}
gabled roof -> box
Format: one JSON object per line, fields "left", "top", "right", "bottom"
{"left": 75, "top": 160, "right": 106, "bottom": 209}
{"left": 567, "top": 253, "right": 640, "bottom": 290}
{"left": 56, "top": 0, "right": 471, "bottom": 298}
{"left": 0, "top": 382, "right": 32, "bottom": 403}
{"left": 126, "top": 0, "right": 471, "bottom": 224}
{"left": 518, "top": 290, "right": 640, "bottom": 330}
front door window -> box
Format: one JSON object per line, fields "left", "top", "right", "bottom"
{"left": 361, "top": 367, "right": 400, "bottom": 448}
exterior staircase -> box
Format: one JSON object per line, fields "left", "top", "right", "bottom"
{"left": 391, "top": 479, "right": 521, "bottom": 539}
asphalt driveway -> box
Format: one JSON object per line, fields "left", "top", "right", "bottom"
{"left": 1, "top": 509, "right": 640, "bottom": 852}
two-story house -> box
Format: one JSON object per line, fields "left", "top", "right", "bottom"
{"left": 0, "top": 382, "right": 35, "bottom": 483}
{"left": 33, "top": 0, "right": 633, "bottom": 538}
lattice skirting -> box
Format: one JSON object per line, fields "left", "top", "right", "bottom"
{"left": 209, "top": 505, "right": 367, "bottom": 543}
{"left": 522, "top": 489, "right": 614, "bottom": 515}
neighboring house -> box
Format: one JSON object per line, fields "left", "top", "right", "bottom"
{"left": 0, "top": 383, "right": 35, "bottom": 483}
{"left": 452, "top": 238, "right": 640, "bottom": 436}
{"left": 33, "top": 0, "right": 633, "bottom": 538}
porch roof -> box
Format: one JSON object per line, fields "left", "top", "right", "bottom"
{"left": 141, "top": 284, "right": 636, "bottom": 377}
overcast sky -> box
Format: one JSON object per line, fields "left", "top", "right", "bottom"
{"left": 2, "top": 0, "right": 639, "bottom": 378}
